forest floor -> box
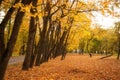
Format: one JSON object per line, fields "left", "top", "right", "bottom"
{"left": 5, "top": 54, "right": 120, "bottom": 80}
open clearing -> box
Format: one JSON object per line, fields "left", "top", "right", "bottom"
{"left": 5, "top": 54, "right": 120, "bottom": 80}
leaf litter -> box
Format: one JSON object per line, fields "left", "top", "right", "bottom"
{"left": 5, "top": 54, "right": 120, "bottom": 80}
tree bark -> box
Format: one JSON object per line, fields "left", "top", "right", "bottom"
{"left": 117, "top": 37, "right": 120, "bottom": 60}
{"left": 0, "top": 0, "right": 31, "bottom": 79}
{"left": 35, "top": 16, "right": 49, "bottom": 66}
{"left": 22, "top": 0, "right": 38, "bottom": 70}
{"left": 0, "top": 0, "right": 20, "bottom": 62}
{"left": 0, "top": 0, "right": 3, "bottom": 5}
{"left": 19, "top": 43, "right": 26, "bottom": 55}
{"left": 22, "top": 16, "right": 36, "bottom": 70}
{"left": 35, "top": 1, "right": 52, "bottom": 66}
{"left": 0, "top": 9, "right": 25, "bottom": 80}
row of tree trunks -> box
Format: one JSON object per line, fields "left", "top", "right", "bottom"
{"left": 35, "top": 16, "right": 49, "bottom": 66}
{"left": 0, "top": 2, "right": 75, "bottom": 79}
{"left": 35, "top": 1, "right": 51, "bottom": 66}
{"left": 21, "top": 0, "right": 74, "bottom": 72}
{"left": 0, "top": 0, "right": 32, "bottom": 80}
{"left": 27, "top": 16, "right": 73, "bottom": 69}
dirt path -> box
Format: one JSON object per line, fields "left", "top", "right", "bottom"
{"left": 5, "top": 54, "right": 120, "bottom": 80}
{"left": 8, "top": 56, "right": 24, "bottom": 65}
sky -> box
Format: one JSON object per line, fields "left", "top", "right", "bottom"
{"left": 83, "top": 0, "right": 120, "bottom": 29}
{"left": 0, "top": 11, "right": 5, "bottom": 23}
{"left": 91, "top": 11, "right": 120, "bottom": 29}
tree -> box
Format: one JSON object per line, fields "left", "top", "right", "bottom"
{"left": 0, "top": 0, "right": 20, "bottom": 62}
{"left": 0, "top": 0, "right": 3, "bottom": 6}
{"left": 115, "top": 22, "right": 120, "bottom": 60}
{"left": 22, "top": 0, "right": 38, "bottom": 70}
{"left": 0, "top": 0, "right": 32, "bottom": 79}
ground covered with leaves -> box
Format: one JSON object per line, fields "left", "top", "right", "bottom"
{"left": 5, "top": 54, "right": 120, "bottom": 80}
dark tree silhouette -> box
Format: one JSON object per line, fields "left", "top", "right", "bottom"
{"left": 0, "top": 0, "right": 32, "bottom": 79}
{"left": 22, "top": 0, "right": 38, "bottom": 70}
{"left": 0, "top": 0, "right": 20, "bottom": 62}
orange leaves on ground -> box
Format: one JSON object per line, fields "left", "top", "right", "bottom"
{"left": 5, "top": 54, "right": 120, "bottom": 80}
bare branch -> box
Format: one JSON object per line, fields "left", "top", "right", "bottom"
{"left": 50, "top": 7, "right": 60, "bottom": 17}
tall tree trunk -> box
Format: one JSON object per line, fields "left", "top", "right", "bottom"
{"left": 29, "top": 18, "right": 40, "bottom": 68}
{"left": 0, "top": 0, "right": 20, "bottom": 62}
{"left": 22, "top": 0, "right": 38, "bottom": 70}
{"left": 42, "top": 17, "right": 52, "bottom": 62}
{"left": 35, "top": 16, "right": 49, "bottom": 66}
{"left": 0, "top": 0, "right": 32, "bottom": 79}
{"left": 117, "top": 37, "right": 120, "bottom": 60}
{"left": 54, "top": 30, "right": 67, "bottom": 58}
{"left": 22, "top": 16, "right": 36, "bottom": 70}
{"left": 0, "top": 0, "right": 3, "bottom": 5}
{"left": 86, "top": 35, "right": 94, "bottom": 58}
{"left": 0, "top": 9, "right": 24, "bottom": 80}
{"left": 61, "top": 28, "right": 71, "bottom": 60}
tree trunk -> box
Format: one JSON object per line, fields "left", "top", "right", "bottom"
{"left": 0, "top": 27, "right": 5, "bottom": 61}
{"left": 86, "top": 38, "right": 93, "bottom": 58}
{"left": 61, "top": 30, "right": 70, "bottom": 60}
{"left": 0, "top": 0, "right": 3, "bottom": 5}
{"left": 117, "top": 50, "right": 120, "bottom": 60}
{"left": 22, "top": 17, "right": 36, "bottom": 70}
{"left": 117, "top": 37, "right": 120, "bottom": 60}
{"left": 22, "top": 0, "right": 38, "bottom": 70}
{"left": 29, "top": 51, "right": 36, "bottom": 68}
{"left": 19, "top": 44, "right": 25, "bottom": 55}
{"left": 0, "top": 0, "right": 20, "bottom": 62}
{"left": 0, "top": 10, "right": 25, "bottom": 80}
{"left": 0, "top": 0, "right": 31, "bottom": 79}
{"left": 35, "top": 16, "right": 49, "bottom": 66}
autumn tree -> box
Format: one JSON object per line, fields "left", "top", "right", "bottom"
{"left": 0, "top": 0, "right": 20, "bottom": 62}
{"left": 115, "top": 22, "right": 120, "bottom": 59}
{"left": 22, "top": 0, "right": 38, "bottom": 70}
{"left": 0, "top": 0, "right": 32, "bottom": 79}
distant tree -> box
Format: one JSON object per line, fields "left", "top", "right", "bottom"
{"left": 115, "top": 22, "right": 120, "bottom": 60}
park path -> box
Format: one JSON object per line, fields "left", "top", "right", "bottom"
{"left": 8, "top": 56, "right": 25, "bottom": 65}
